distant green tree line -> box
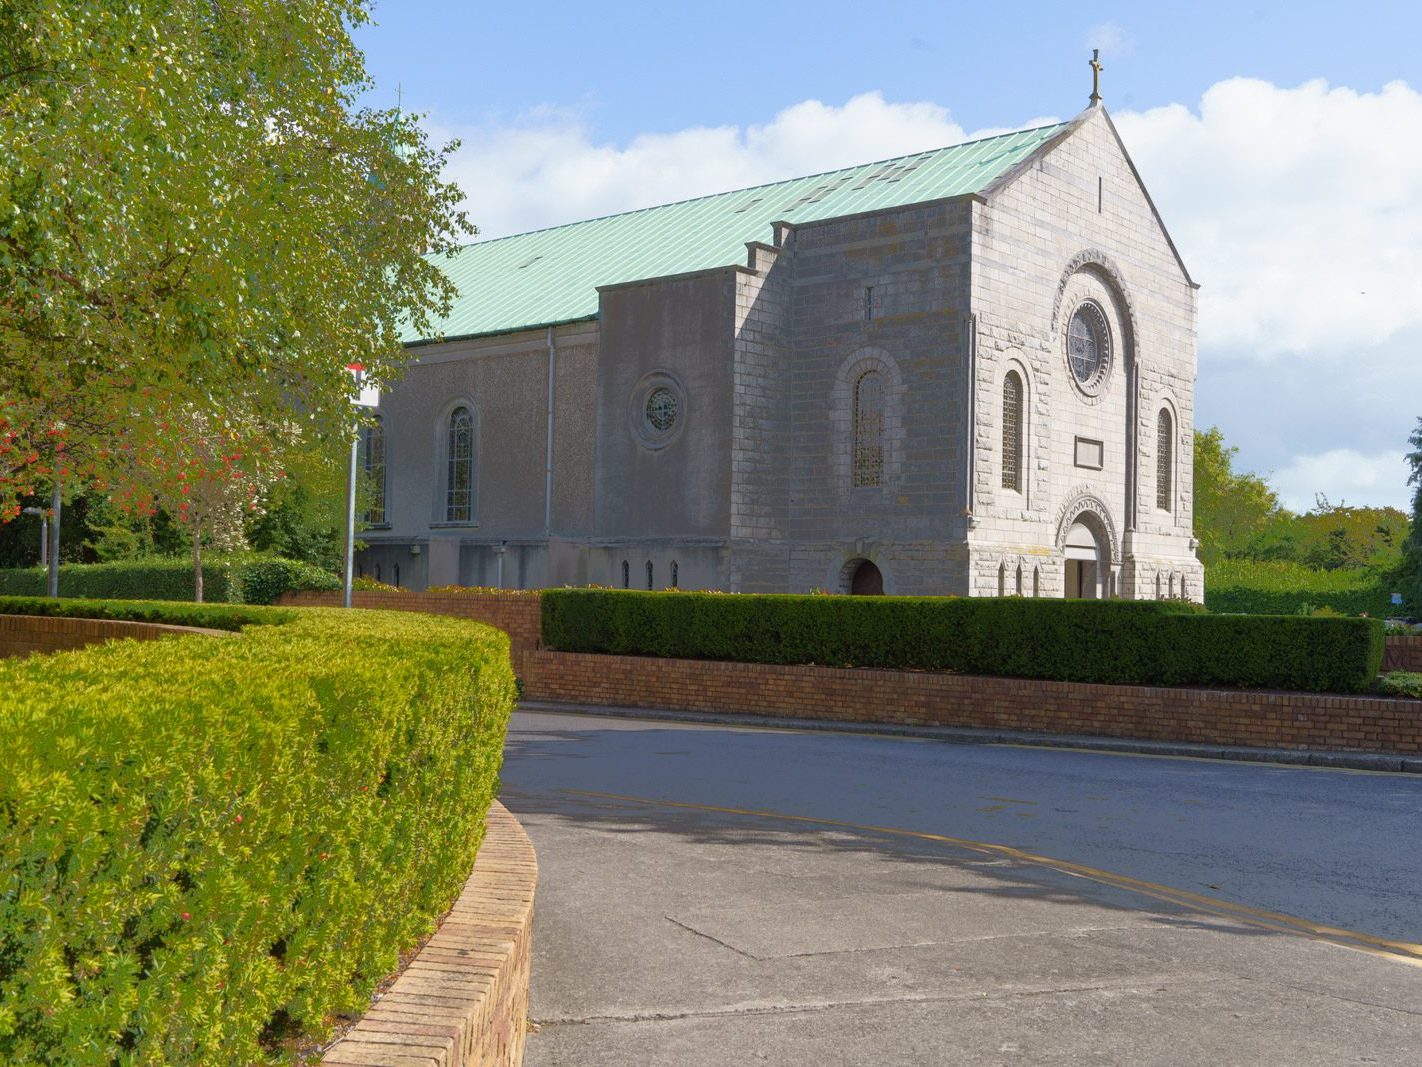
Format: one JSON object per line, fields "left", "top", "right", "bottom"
{"left": 1194, "top": 423, "right": 1421, "bottom": 616}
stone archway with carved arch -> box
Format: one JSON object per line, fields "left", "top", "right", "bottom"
{"left": 1054, "top": 491, "right": 1121, "bottom": 564}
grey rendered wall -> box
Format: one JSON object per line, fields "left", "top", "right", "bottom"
{"left": 593, "top": 270, "right": 737, "bottom": 543}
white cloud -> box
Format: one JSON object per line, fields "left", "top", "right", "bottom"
{"left": 420, "top": 79, "right": 1422, "bottom": 509}
{"left": 1271, "top": 449, "right": 1413, "bottom": 513}
{"left": 429, "top": 93, "right": 1056, "bottom": 240}
{"left": 1086, "top": 22, "right": 1133, "bottom": 58}
{"left": 1114, "top": 79, "right": 1422, "bottom": 358}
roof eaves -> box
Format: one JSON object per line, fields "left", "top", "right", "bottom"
{"left": 401, "top": 313, "right": 600, "bottom": 350}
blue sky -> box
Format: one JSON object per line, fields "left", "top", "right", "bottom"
{"left": 354, "top": 2, "right": 1422, "bottom": 512}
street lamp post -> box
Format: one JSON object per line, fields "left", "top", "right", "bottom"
{"left": 344, "top": 365, "right": 380, "bottom": 609}
{"left": 20, "top": 506, "right": 47, "bottom": 570}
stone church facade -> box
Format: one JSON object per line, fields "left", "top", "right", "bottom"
{"left": 358, "top": 102, "right": 1205, "bottom": 599}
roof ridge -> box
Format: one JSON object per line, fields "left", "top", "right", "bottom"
{"left": 451, "top": 119, "right": 1069, "bottom": 251}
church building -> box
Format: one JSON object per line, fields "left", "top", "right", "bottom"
{"left": 357, "top": 93, "right": 1205, "bottom": 600}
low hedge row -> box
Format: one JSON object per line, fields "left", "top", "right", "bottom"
{"left": 0, "top": 555, "right": 339, "bottom": 604}
{"left": 0, "top": 595, "right": 293, "bottom": 631}
{"left": 0, "top": 603, "right": 516, "bottom": 1064}
{"left": 541, "top": 590, "right": 1385, "bottom": 693}
{"left": 1204, "top": 558, "right": 1397, "bottom": 617}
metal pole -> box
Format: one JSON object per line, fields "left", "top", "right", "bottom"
{"left": 343, "top": 430, "right": 358, "bottom": 609}
{"left": 47, "top": 482, "right": 61, "bottom": 597}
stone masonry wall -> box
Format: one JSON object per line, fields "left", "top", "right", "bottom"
{"left": 970, "top": 109, "right": 1203, "bottom": 600}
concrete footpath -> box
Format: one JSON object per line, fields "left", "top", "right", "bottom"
{"left": 503, "top": 709, "right": 1422, "bottom": 1066}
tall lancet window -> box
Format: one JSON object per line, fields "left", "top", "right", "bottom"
{"left": 1002, "top": 370, "right": 1024, "bottom": 492}
{"left": 852, "top": 371, "right": 884, "bottom": 487}
{"left": 446, "top": 406, "right": 475, "bottom": 522}
{"left": 1156, "top": 408, "right": 1174, "bottom": 512}
{"left": 361, "top": 417, "right": 387, "bottom": 525}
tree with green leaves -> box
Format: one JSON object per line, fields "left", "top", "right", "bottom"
{"left": 1192, "top": 427, "right": 1282, "bottom": 565}
{"left": 1401, "top": 418, "right": 1422, "bottom": 613}
{"left": 0, "top": 0, "right": 471, "bottom": 519}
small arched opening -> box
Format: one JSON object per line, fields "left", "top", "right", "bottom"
{"left": 846, "top": 558, "right": 884, "bottom": 596}
{"left": 1063, "top": 521, "right": 1104, "bottom": 599}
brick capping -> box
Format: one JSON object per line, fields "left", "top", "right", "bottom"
{"left": 278, "top": 590, "right": 1422, "bottom": 757}
{"left": 0, "top": 613, "right": 231, "bottom": 660}
{"left": 322, "top": 801, "right": 537, "bottom": 1067}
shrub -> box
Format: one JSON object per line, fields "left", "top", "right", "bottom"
{"left": 0, "top": 555, "right": 340, "bottom": 604}
{"left": 224, "top": 555, "right": 340, "bottom": 605}
{"left": 1378, "top": 672, "right": 1422, "bottom": 699}
{"left": 0, "top": 595, "right": 291, "bottom": 631}
{"left": 0, "top": 606, "right": 515, "bottom": 1064}
{"left": 0, "top": 557, "right": 233, "bottom": 601}
{"left": 1205, "top": 558, "right": 1396, "bottom": 617}
{"left": 541, "top": 589, "right": 1383, "bottom": 693}
{"left": 353, "top": 575, "right": 405, "bottom": 592}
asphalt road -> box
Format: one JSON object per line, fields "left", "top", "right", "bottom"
{"left": 501, "top": 708, "right": 1422, "bottom": 1065}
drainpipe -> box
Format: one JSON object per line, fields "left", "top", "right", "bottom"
{"left": 964, "top": 314, "right": 977, "bottom": 529}
{"left": 544, "top": 326, "right": 556, "bottom": 536}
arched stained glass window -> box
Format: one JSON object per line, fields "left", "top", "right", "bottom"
{"left": 852, "top": 371, "right": 884, "bottom": 488}
{"left": 1002, "top": 371, "right": 1024, "bottom": 492}
{"left": 646, "top": 560, "right": 654, "bottom": 590}
{"left": 621, "top": 560, "right": 630, "bottom": 588}
{"left": 446, "top": 406, "right": 474, "bottom": 522}
{"left": 1156, "top": 408, "right": 1174, "bottom": 511}
{"left": 671, "top": 560, "right": 679, "bottom": 588}
{"left": 362, "top": 417, "right": 387, "bottom": 525}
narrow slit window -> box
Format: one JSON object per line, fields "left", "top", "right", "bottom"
{"left": 621, "top": 560, "right": 630, "bottom": 588}
{"left": 362, "top": 417, "right": 387, "bottom": 525}
{"left": 671, "top": 560, "right": 679, "bottom": 588}
{"left": 852, "top": 371, "right": 885, "bottom": 487}
{"left": 446, "top": 406, "right": 474, "bottom": 522}
{"left": 646, "top": 560, "right": 654, "bottom": 590}
{"left": 1001, "top": 371, "right": 1024, "bottom": 492}
{"left": 1156, "top": 408, "right": 1174, "bottom": 511}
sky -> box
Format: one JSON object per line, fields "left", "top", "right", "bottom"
{"left": 354, "top": 1, "right": 1422, "bottom": 513}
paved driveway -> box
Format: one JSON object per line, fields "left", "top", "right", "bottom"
{"left": 501, "top": 709, "right": 1422, "bottom": 1066}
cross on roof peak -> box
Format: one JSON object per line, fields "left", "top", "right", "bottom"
{"left": 1089, "top": 49, "right": 1104, "bottom": 107}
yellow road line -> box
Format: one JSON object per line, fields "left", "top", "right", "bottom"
{"left": 563, "top": 788, "right": 1422, "bottom": 968}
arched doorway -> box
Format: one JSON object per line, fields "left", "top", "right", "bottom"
{"left": 1063, "top": 521, "right": 1102, "bottom": 599}
{"left": 847, "top": 559, "right": 884, "bottom": 596}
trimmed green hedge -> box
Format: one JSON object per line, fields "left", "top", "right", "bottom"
{"left": 0, "top": 595, "right": 292, "bottom": 631}
{"left": 1205, "top": 558, "right": 1397, "bottom": 617}
{"left": 0, "top": 605, "right": 516, "bottom": 1063}
{"left": 0, "top": 555, "right": 339, "bottom": 604}
{"left": 541, "top": 590, "right": 1384, "bottom": 693}
{"left": 225, "top": 556, "right": 340, "bottom": 605}
{"left": 0, "top": 557, "right": 234, "bottom": 600}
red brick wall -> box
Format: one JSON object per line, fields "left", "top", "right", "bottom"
{"left": 1383, "top": 636, "right": 1422, "bottom": 673}
{"left": 521, "top": 650, "right": 1422, "bottom": 755}
{"left": 279, "top": 590, "right": 543, "bottom": 651}
{"left": 276, "top": 591, "right": 1422, "bottom": 756}
{"left": 0, "top": 614, "right": 228, "bottom": 660}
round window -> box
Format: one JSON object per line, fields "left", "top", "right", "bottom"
{"left": 1066, "top": 301, "right": 1111, "bottom": 394}
{"left": 628, "top": 373, "right": 686, "bottom": 449}
{"left": 645, "top": 387, "right": 679, "bottom": 432}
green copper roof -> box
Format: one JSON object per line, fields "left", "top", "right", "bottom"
{"left": 409, "top": 121, "right": 1068, "bottom": 344}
